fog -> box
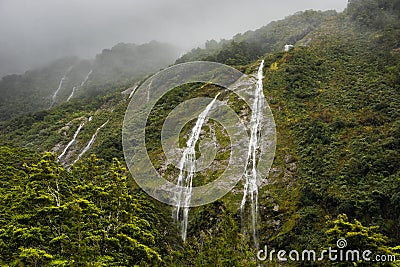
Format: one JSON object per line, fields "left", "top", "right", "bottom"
{"left": 0, "top": 0, "right": 347, "bottom": 77}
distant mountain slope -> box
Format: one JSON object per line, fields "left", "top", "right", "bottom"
{"left": 91, "top": 41, "right": 179, "bottom": 85}
{"left": 0, "top": 41, "right": 179, "bottom": 121}
{"left": 0, "top": 57, "right": 84, "bottom": 120}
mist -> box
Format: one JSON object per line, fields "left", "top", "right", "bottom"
{"left": 0, "top": 0, "right": 347, "bottom": 77}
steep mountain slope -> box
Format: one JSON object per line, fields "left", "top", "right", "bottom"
{"left": 0, "top": 41, "right": 179, "bottom": 121}
{"left": 0, "top": 57, "right": 85, "bottom": 120}
{"left": 0, "top": 0, "right": 399, "bottom": 265}
{"left": 176, "top": 10, "right": 337, "bottom": 65}
{"left": 91, "top": 41, "right": 179, "bottom": 85}
{"left": 258, "top": 10, "right": 400, "bottom": 253}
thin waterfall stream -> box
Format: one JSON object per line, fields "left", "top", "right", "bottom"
{"left": 174, "top": 93, "right": 220, "bottom": 242}
{"left": 80, "top": 69, "right": 93, "bottom": 86}
{"left": 240, "top": 60, "right": 265, "bottom": 248}
{"left": 50, "top": 66, "right": 73, "bottom": 107}
{"left": 73, "top": 120, "right": 109, "bottom": 165}
{"left": 57, "top": 121, "right": 86, "bottom": 161}
{"left": 67, "top": 69, "right": 93, "bottom": 102}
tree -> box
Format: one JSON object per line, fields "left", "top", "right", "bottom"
{"left": 324, "top": 214, "right": 399, "bottom": 266}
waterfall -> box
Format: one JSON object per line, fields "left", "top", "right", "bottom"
{"left": 66, "top": 69, "right": 93, "bottom": 102}
{"left": 174, "top": 93, "right": 220, "bottom": 242}
{"left": 73, "top": 120, "right": 109, "bottom": 164}
{"left": 57, "top": 121, "right": 85, "bottom": 161}
{"left": 50, "top": 66, "right": 73, "bottom": 107}
{"left": 51, "top": 76, "right": 66, "bottom": 107}
{"left": 240, "top": 60, "right": 265, "bottom": 248}
{"left": 80, "top": 69, "right": 93, "bottom": 86}
{"left": 67, "top": 86, "right": 77, "bottom": 101}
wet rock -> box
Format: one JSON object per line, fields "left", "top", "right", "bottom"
{"left": 287, "top": 162, "right": 297, "bottom": 172}
{"left": 273, "top": 204, "right": 279, "bottom": 212}
{"left": 284, "top": 154, "right": 296, "bottom": 164}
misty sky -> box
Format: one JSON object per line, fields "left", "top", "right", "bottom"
{"left": 0, "top": 0, "right": 347, "bottom": 77}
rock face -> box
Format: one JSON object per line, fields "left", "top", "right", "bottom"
{"left": 392, "top": 47, "right": 400, "bottom": 54}
{"left": 283, "top": 154, "right": 297, "bottom": 184}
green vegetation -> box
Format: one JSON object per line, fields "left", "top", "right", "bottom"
{"left": 0, "top": 41, "right": 179, "bottom": 121}
{"left": 91, "top": 41, "right": 179, "bottom": 85}
{"left": 176, "top": 10, "right": 337, "bottom": 66}
{"left": 0, "top": 149, "right": 177, "bottom": 265}
{"left": 0, "top": 0, "right": 399, "bottom": 265}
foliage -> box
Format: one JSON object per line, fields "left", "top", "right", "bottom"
{"left": 0, "top": 41, "right": 178, "bottom": 121}
{"left": 1, "top": 0, "right": 400, "bottom": 265}
{"left": 176, "top": 10, "right": 337, "bottom": 66}
{"left": 0, "top": 150, "right": 166, "bottom": 266}
{"left": 322, "top": 214, "right": 399, "bottom": 266}
{"left": 169, "top": 210, "right": 257, "bottom": 266}
{"left": 260, "top": 2, "right": 400, "bottom": 261}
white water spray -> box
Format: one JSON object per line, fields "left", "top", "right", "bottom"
{"left": 240, "top": 60, "right": 265, "bottom": 248}
{"left": 73, "top": 120, "right": 109, "bottom": 164}
{"left": 174, "top": 93, "right": 220, "bottom": 242}
{"left": 57, "top": 121, "right": 85, "bottom": 161}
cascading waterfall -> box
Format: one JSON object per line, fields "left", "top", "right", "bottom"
{"left": 73, "top": 120, "right": 109, "bottom": 164}
{"left": 66, "top": 69, "right": 93, "bottom": 102}
{"left": 80, "top": 69, "right": 93, "bottom": 86}
{"left": 67, "top": 86, "right": 77, "bottom": 101}
{"left": 57, "top": 121, "right": 86, "bottom": 161}
{"left": 51, "top": 76, "right": 66, "bottom": 107}
{"left": 174, "top": 93, "right": 220, "bottom": 242}
{"left": 50, "top": 66, "right": 73, "bottom": 107}
{"left": 240, "top": 60, "right": 265, "bottom": 248}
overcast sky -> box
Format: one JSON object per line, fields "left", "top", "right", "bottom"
{"left": 0, "top": 0, "right": 347, "bottom": 76}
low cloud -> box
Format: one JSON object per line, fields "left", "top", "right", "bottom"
{"left": 0, "top": 0, "right": 347, "bottom": 76}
